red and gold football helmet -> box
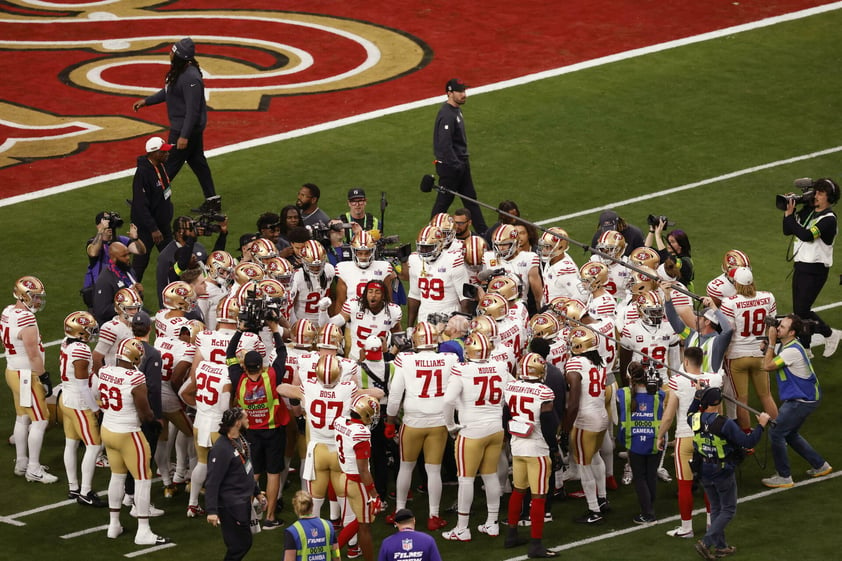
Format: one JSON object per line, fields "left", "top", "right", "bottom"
{"left": 216, "top": 297, "right": 240, "bottom": 325}
{"left": 255, "top": 279, "right": 287, "bottom": 302}
{"left": 579, "top": 261, "right": 609, "bottom": 293}
{"left": 628, "top": 247, "right": 660, "bottom": 270}
{"left": 412, "top": 321, "right": 439, "bottom": 350}
{"left": 316, "top": 323, "right": 344, "bottom": 352}
{"left": 569, "top": 327, "right": 598, "bottom": 355}
{"left": 248, "top": 238, "right": 278, "bottom": 262}
{"left": 263, "top": 257, "right": 294, "bottom": 286}
{"left": 721, "top": 249, "right": 751, "bottom": 276}
{"left": 492, "top": 224, "right": 518, "bottom": 261}
{"left": 463, "top": 235, "right": 488, "bottom": 269}
{"left": 596, "top": 230, "right": 626, "bottom": 261}
{"left": 291, "top": 319, "right": 318, "bottom": 350}
{"left": 63, "top": 311, "right": 98, "bottom": 342}
{"left": 486, "top": 275, "right": 519, "bottom": 302}
{"left": 416, "top": 226, "right": 445, "bottom": 263}
{"left": 464, "top": 331, "right": 493, "bottom": 361}
{"left": 430, "top": 213, "right": 456, "bottom": 247}
{"left": 315, "top": 354, "right": 341, "bottom": 388}
{"left": 301, "top": 240, "right": 328, "bottom": 276}
{"left": 538, "top": 227, "right": 569, "bottom": 263}
{"left": 469, "top": 315, "right": 499, "bottom": 340}
{"left": 234, "top": 261, "right": 265, "bottom": 285}
{"left": 351, "top": 394, "right": 380, "bottom": 427}
{"left": 477, "top": 293, "right": 509, "bottom": 321}
{"left": 114, "top": 287, "right": 143, "bottom": 322}
{"left": 13, "top": 276, "right": 46, "bottom": 313}
{"left": 635, "top": 290, "right": 664, "bottom": 326}
{"left": 518, "top": 352, "right": 546, "bottom": 382}
{"left": 629, "top": 266, "right": 659, "bottom": 295}
{"left": 207, "top": 250, "right": 236, "bottom": 282}
{"left": 350, "top": 231, "right": 377, "bottom": 269}
{"left": 162, "top": 281, "right": 196, "bottom": 311}
{"left": 117, "top": 338, "right": 145, "bottom": 366}
{"left": 528, "top": 313, "right": 560, "bottom": 341}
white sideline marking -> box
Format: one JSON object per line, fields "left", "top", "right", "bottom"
{"left": 124, "top": 543, "right": 177, "bottom": 557}
{"left": 61, "top": 524, "right": 109, "bottom": 539}
{"left": 500, "top": 470, "right": 842, "bottom": 560}
{"left": 1, "top": 2, "right": 841, "bottom": 208}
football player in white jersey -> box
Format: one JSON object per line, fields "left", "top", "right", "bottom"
{"left": 59, "top": 311, "right": 106, "bottom": 505}
{"left": 619, "top": 291, "right": 680, "bottom": 383}
{"left": 486, "top": 274, "right": 530, "bottom": 327}
{"left": 719, "top": 267, "right": 779, "bottom": 430}
{"left": 406, "top": 225, "right": 470, "bottom": 326}
{"left": 291, "top": 240, "right": 336, "bottom": 327}
{"left": 656, "top": 347, "right": 723, "bottom": 539}
{"left": 564, "top": 328, "right": 609, "bottom": 525}
{"left": 333, "top": 231, "right": 396, "bottom": 315}
{"left": 2, "top": 276, "right": 56, "bottom": 482}
{"left": 155, "top": 280, "right": 197, "bottom": 338}
{"left": 334, "top": 395, "right": 381, "bottom": 561}
{"left": 503, "top": 353, "right": 559, "bottom": 558}
{"left": 330, "top": 280, "right": 402, "bottom": 361}
{"left": 578, "top": 261, "right": 616, "bottom": 322}
{"left": 478, "top": 292, "right": 527, "bottom": 361}
{"left": 539, "top": 227, "right": 587, "bottom": 303}
{"left": 190, "top": 297, "right": 264, "bottom": 373}
{"left": 441, "top": 332, "right": 508, "bottom": 542}
{"left": 483, "top": 224, "right": 542, "bottom": 307}
{"left": 431, "top": 212, "right": 465, "bottom": 256}
{"left": 590, "top": 230, "right": 631, "bottom": 304}
{"left": 470, "top": 315, "right": 516, "bottom": 374}
{"left": 227, "top": 261, "right": 265, "bottom": 299}
{"left": 706, "top": 249, "right": 750, "bottom": 307}
{"left": 99, "top": 339, "right": 169, "bottom": 545}
{"left": 93, "top": 287, "right": 142, "bottom": 373}
{"left": 385, "top": 322, "right": 459, "bottom": 531}
{"left": 198, "top": 250, "right": 236, "bottom": 330}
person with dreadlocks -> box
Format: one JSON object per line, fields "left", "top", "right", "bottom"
{"left": 133, "top": 37, "right": 219, "bottom": 209}
{"left": 328, "top": 279, "right": 403, "bottom": 361}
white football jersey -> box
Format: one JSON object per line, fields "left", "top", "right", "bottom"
{"left": 387, "top": 351, "right": 458, "bottom": 427}
{"left": 197, "top": 280, "right": 228, "bottom": 331}
{"left": 490, "top": 341, "right": 517, "bottom": 374}
{"left": 154, "top": 335, "right": 196, "bottom": 412}
{"left": 291, "top": 264, "right": 336, "bottom": 327}
{"left": 706, "top": 273, "right": 736, "bottom": 302}
{"left": 668, "top": 369, "right": 724, "bottom": 438}
{"left": 497, "top": 316, "right": 527, "bottom": 359}
{"left": 547, "top": 334, "right": 569, "bottom": 369}
{"left": 335, "top": 260, "right": 394, "bottom": 302}
{"left": 334, "top": 416, "right": 371, "bottom": 476}
{"left": 0, "top": 305, "right": 43, "bottom": 371}
{"left": 620, "top": 319, "right": 679, "bottom": 379}
{"left": 407, "top": 251, "right": 469, "bottom": 322}
{"left": 542, "top": 255, "right": 587, "bottom": 303}
{"left": 504, "top": 378, "right": 555, "bottom": 457}
{"left": 59, "top": 340, "right": 94, "bottom": 410}
{"left": 98, "top": 365, "right": 146, "bottom": 433}
{"left": 591, "top": 316, "right": 618, "bottom": 375}
{"left": 444, "top": 360, "right": 508, "bottom": 439}
{"left": 193, "top": 328, "right": 264, "bottom": 365}
{"left": 302, "top": 377, "right": 357, "bottom": 446}
{"left": 566, "top": 355, "right": 609, "bottom": 432}
{"left": 155, "top": 310, "right": 190, "bottom": 339}
{"left": 721, "top": 291, "right": 777, "bottom": 359}
{"left": 483, "top": 250, "right": 540, "bottom": 301}
{"left": 93, "top": 318, "right": 133, "bottom": 369}
{"left": 587, "top": 292, "right": 617, "bottom": 322}
{"left": 342, "top": 299, "right": 402, "bottom": 361}
{"left": 193, "top": 360, "right": 230, "bottom": 423}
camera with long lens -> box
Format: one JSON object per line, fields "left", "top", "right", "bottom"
{"left": 775, "top": 178, "right": 816, "bottom": 211}
{"left": 391, "top": 331, "right": 413, "bottom": 353}
{"left": 644, "top": 363, "right": 662, "bottom": 395}
{"left": 238, "top": 289, "right": 284, "bottom": 333}
{"left": 375, "top": 234, "right": 411, "bottom": 263}
{"left": 307, "top": 222, "right": 353, "bottom": 244}
{"left": 103, "top": 211, "right": 124, "bottom": 230}
{"left": 647, "top": 214, "right": 670, "bottom": 228}
{"left": 191, "top": 197, "right": 226, "bottom": 236}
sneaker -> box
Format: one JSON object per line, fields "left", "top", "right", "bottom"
{"left": 77, "top": 491, "right": 107, "bottom": 508}
{"left": 163, "top": 484, "right": 177, "bottom": 498}
{"left": 657, "top": 466, "right": 672, "bottom": 482}
{"left": 442, "top": 526, "right": 472, "bottom": 541}
{"left": 606, "top": 475, "right": 618, "bottom": 490}
{"left": 633, "top": 513, "right": 656, "bottom": 524}
{"left": 130, "top": 503, "right": 165, "bottom": 517}
{"left": 567, "top": 490, "right": 585, "bottom": 499}
{"left": 695, "top": 540, "right": 716, "bottom": 560}
{"left": 527, "top": 544, "right": 559, "bottom": 558}
{"left": 25, "top": 466, "right": 58, "bottom": 484}
{"left": 68, "top": 488, "right": 81, "bottom": 500}
{"left": 806, "top": 462, "right": 833, "bottom": 477}
{"left": 134, "top": 531, "right": 170, "bottom": 546}
{"left": 715, "top": 545, "right": 737, "bottom": 558}
{"left": 427, "top": 516, "right": 447, "bottom": 531}
{"left": 823, "top": 328, "right": 841, "bottom": 357}
{"left": 263, "top": 518, "right": 284, "bottom": 530}
{"left": 95, "top": 455, "right": 110, "bottom": 468}
{"left": 187, "top": 504, "right": 206, "bottom": 518}
{"left": 477, "top": 522, "right": 499, "bottom": 537}
{"left": 385, "top": 511, "right": 396, "bottom": 525}
{"left": 373, "top": 499, "right": 388, "bottom": 515}
{"left": 517, "top": 518, "right": 531, "bottom": 527}
{"left": 761, "top": 474, "right": 794, "bottom": 488}
{"left": 346, "top": 546, "right": 362, "bottom": 559}
{"left": 107, "top": 524, "right": 124, "bottom": 539}
{"left": 666, "top": 526, "right": 694, "bottom": 538}
{"left": 597, "top": 497, "right": 611, "bottom": 514}
{"left": 544, "top": 512, "right": 553, "bottom": 522}
{"left": 621, "top": 462, "right": 633, "bottom": 485}
{"left": 13, "top": 459, "right": 27, "bottom": 476}
{"left": 575, "top": 510, "right": 603, "bottom": 525}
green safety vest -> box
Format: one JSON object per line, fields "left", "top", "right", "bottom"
{"left": 290, "top": 518, "right": 333, "bottom": 561}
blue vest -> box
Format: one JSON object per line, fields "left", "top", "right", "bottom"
{"left": 616, "top": 388, "right": 663, "bottom": 455}
{"left": 775, "top": 340, "right": 821, "bottom": 402}
{"left": 285, "top": 517, "right": 334, "bottom": 561}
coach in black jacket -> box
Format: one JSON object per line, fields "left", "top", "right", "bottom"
{"left": 130, "top": 137, "right": 174, "bottom": 282}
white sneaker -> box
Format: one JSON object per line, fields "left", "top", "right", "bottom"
{"left": 131, "top": 503, "right": 165, "bottom": 517}
{"left": 806, "top": 462, "right": 833, "bottom": 477}
{"left": 761, "top": 473, "right": 794, "bottom": 488}
{"left": 122, "top": 494, "right": 134, "bottom": 507}
{"left": 25, "top": 466, "right": 58, "bottom": 484}
{"left": 107, "top": 524, "right": 124, "bottom": 539}
{"left": 477, "top": 522, "right": 499, "bottom": 537}
{"left": 442, "top": 526, "right": 471, "bottom": 541}
{"left": 134, "top": 531, "right": 170, "bottom": 546}
{"left": 666, "top": 526, "right": 694, "bottom": 538}
{"left": 657, "top": 467, "right": 672, "bottom": 482}
{"left": 823, "top": 329, "right": 842, "bottom": 357}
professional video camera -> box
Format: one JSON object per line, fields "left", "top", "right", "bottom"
{"left": 307, "top": 221, "right": 354, "bottom": 244}
{"left": 643, "top": 363, "right": 662, "bottom": 395}
{"left": 462, "top": 268, "right": 508, "bottom": 300}
{"left": 191, "top": 196, "right": 226, "bottom": 236}
{"left": 775, "top": 178, "right": 817, "bottom": 210}
{"left": 647, "top": 214, "right": 671, "bottom": 228}
{"left": 101, "top": 211, "right": 124, "bottom": 231}
{"left": 374, "top": 234, "right": 411, "bottom": 263}
{"left": 391, "top": 331, "right": 413, "bottom": 353}
{"left": 238, "top": 287, "right": 284, "bottom": 333}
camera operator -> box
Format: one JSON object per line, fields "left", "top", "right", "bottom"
{"left": 131, "top": 137, "right": 175, "bottom": 282}
{"left": 156, "top": 215, "right": 228, "bottom": 309}
{"left": 781, "top": 177, "right": 842, "bottom": 355}
{"left": 339, "top": 188, "right": 380, "bottom": 243}
{"left": 82, "top": 211, "right": 146, "bottom": 308}
{"left": 645, "top": 217, "right": 694, "bottom": 291}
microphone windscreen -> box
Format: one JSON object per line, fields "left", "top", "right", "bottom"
{"left": 420, "top": 174, "right": 435, "bottom": 193}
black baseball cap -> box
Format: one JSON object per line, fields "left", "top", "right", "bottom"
{"left": 348, "top": 188, "right": 366, "bottom": 200}
{"left": 131, "top": 310, "right": 152, "bottom": 330}
{"left": 244, "top": 350, "right": 262, "bottom": 371}
{"left": 446, "top": 78, "right": 467, "bottom": 93}
{"left": 393, "top": 508, "right": 415, "bottom": 523}
{"left": 239, "top": 232, "right": 259, "bottom": 248}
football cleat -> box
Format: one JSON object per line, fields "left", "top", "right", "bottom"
{"left": 163, "top": 483, "right": 178, "bottom": 498}
{"left": 657, "top": 466, "right": 672, "bottom": 482}
{"left": 130, "top": 503, "right": 165, "bottom": 517}
{"left": 134, "top": 531, "right": 170, "bottom": 546}
{"left": 427, "top": 516, "right": 448, "bottom": 531}
{"left": 666, "top": 526, "right": 695, "bottom": 538}
{"left": 77, "top": 490, "right": 107, "bottom": 508}
{"left": 442, "top": 526, "right": 472, "bottom": 541}
{"left": 477, "top": 522, "right": 500, "bottom": 537}
{"left": 346, "top": 546, "right": 362, "bottom": 559}
{"left": 187, "top": 504, "right": 206, "bottom": 518}
{"left": 574, "top": 510, "right": 604, "bottom": 525}
{"left": 25, "top": 466, "right": 58, "bottom": 484}
{"left": 107, "top": 524, "right": 124, "bottom": 539}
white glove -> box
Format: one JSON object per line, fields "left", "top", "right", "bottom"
{"left": 317, "top": 297, "right": 332, "bottom": 311}
{"left": 446, "top": 424, "right": 465, "bottom": 438}
{"left": 406, "top": 327, "right": 414, "bottom": 341}
{"left": 363, "top": 335, "right": 382, "bottom": 351}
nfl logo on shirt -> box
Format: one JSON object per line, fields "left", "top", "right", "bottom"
{"left": 402, "top": 538, "right": 413, "bottom": 551}
{"left": 311, "top": 528, "right": 318, "bottom": 537}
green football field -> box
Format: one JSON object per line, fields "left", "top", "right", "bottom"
{"left": 2, "top": 7, "right": 842, "bottom": 561}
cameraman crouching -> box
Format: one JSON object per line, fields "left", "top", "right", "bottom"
{"left": 782, "top": 178, "right": 842, "bottom": 355}
{"left": 82, "top": 211, "right": 146, "bottom": 308}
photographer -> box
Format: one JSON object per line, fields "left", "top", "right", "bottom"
{"left": 131, "top": 137, "right": 175, "bottom": 281}
{"left": 760, "top": 314, "right": 832, "bottom": 488}
{"left": 645, "top": 217, "right": 694, "bottom": 291}
{"left": 781, "top": 177, "right": 841, "bottom": 355}
{"left": 339, "top": 188, "right": 380, "bottom": 243}
{"left": 82, "top": 211, "right": 146, "bottom": 307}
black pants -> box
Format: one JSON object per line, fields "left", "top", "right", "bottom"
{"left": 630, "top": 452, "right": 659, "bottom": 518}
{"left": 370, "top": 419, "right": 390, "bottom": 498}
{"left": 219, "top": 501, "right": 253, "bottom": 561}
{"left": 792, "top": 262, "right": 832, "bottom": 344}
{"left": 432, "top": 161, "right": 488, "bottom": 234}
{"left": 166, "top": 126, "right": 217, "bottom": 199}
{"left": 132, "top": 228, "right": 172, "bottom": 283}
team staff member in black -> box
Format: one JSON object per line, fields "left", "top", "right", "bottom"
{"left": 430, "top": 78, "right": 488, "bottom": 235}
{"left": 206, "top": 407, "right": 268, "bottom": 561}
{"left": 130, "top": 137, "right": 175, "bottom": 281}
{"left": 782, "top": 178, "right": 841, "bottom": 355}
{"left": 133, "top": 37, "right": 218, "bottom": 206}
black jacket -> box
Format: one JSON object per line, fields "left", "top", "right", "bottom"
{"left": 130, "top": 155, "right": 173, "bottom": 236}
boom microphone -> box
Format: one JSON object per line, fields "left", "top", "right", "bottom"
{"left": 420, "top": 174, "right": 436, "bottom": 193}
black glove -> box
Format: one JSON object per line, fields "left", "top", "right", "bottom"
{"left": 551, "top": 448, "right": 563, "bottom": 473}
{"left": 39, "top": 372, "right": 53, "bottom": 398}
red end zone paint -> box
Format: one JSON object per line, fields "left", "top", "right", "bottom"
{"left": 0, "top": 0, "right": 831, "bottom": 200}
